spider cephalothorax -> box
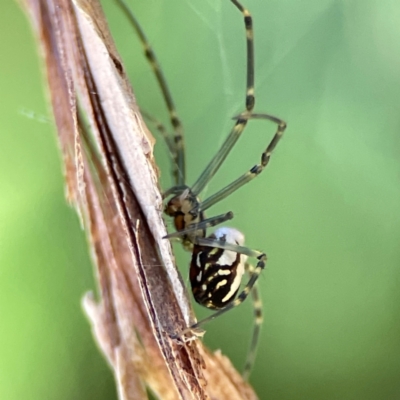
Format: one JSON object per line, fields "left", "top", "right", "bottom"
{"left": 164, "top": 188, "right": 204, "bottom": 250}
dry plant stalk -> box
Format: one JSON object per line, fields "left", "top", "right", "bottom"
{"left": 22, "top": 0, "right": 258, "bottom": 399}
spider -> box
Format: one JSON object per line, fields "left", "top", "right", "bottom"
{"left": 116, "top": 0, "right": 286, "bottom": 379}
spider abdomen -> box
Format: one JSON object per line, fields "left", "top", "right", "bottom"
{"left": 190, "top": 228, "right": 246, "bottom": 310}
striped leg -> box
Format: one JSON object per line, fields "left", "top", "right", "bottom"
{"left": 140, "top": 110, "right": 177, "bottom": 165}
{"left": 115, "top": 0, "right": 186, "bottom": 185}
{"left": 190, "top": 0, "right": 256, "bottom": 195}
{"left": 231, "top": 0, "right": 255, "bottom": 111}
{"left": 163, "top": 212, "right": 234, "bottom": 239}
{"left": 242, "top": 263, "right": 263, "bottom": 380}
{"left": 200, "top": 113, "right": 286, "bottom": 211}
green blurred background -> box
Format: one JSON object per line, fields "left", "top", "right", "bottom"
{"left": 2, "top": 0, "right": 400, "bottom": 399}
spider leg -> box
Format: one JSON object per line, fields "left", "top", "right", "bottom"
{"left": 200, "top": 113, "right": 286, "bottom": 211}
{"left": 242, "top": 263, "right": 263, "bottom": 381}
{"left": 191, "top": 0, "right": 255, "bottom": 195}
{"left": 162, "top": 185, "right": 190, "bottom": 199}
{"left": 141, "top": 110, "right": 177, "bottom": 164}
{"left": 230, "top": 0, "right": 255, "bottom": 111}
{"left": 163, "top": 212, "right": 233, "bottom": 239}
{"left": 115, "top": 0, "right": 185, "bottom": 185}
{"left": 193, "top": 236, "right": 263, "bottom": 259}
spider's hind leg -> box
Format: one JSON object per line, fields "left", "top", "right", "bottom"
{"left": 242, "top": 263, "right": 263, "bottom": 380}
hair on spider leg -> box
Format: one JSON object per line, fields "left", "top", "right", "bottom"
{"left": 117, "top": 0, "right": 285, "bottom": 380}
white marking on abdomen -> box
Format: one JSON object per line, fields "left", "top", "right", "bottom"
{"left": 222, "top": 261, "right": 245, "bottom": 303}
{"left": 215, "top": 279, "right": 228, "bottom": 290}
{"left": 218, "top": 269, "right": 231, "bottom": 276}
